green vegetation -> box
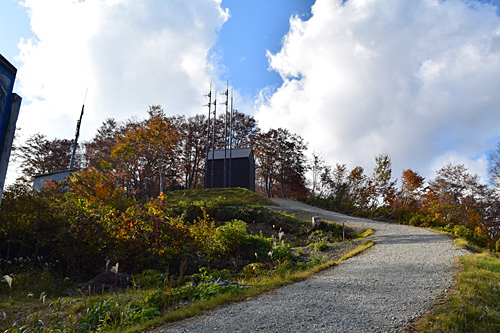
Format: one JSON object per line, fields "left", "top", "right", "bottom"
{"left": 416, "top": 252, "right": 500, "bottom": 332}
{"left": 162, "top": 187, "right": 277, "bottom": 207}
{"left": 0, "top": 185, "right": 362, "bottom": 332}
{"left": 355, "top": 228, "right": 374, "bottom": 239}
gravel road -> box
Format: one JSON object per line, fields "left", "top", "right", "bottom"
{"left": 152, "top": 199, "right": 469, "bottom": 332}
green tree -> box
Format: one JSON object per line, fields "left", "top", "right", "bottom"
{"left": 372, "top": 153, "right": 397, "bottom": 208}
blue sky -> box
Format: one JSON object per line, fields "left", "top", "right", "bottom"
{"left": 2, "top": 0, "right": 500, "bottom": 185}
{"left": 213, "top": 0, "right": 315, "bottom": 98}
{"left": 0, "top": 1, "right": 32, "bottom": 70}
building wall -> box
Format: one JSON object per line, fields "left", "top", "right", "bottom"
{"left": 205, "top": 157, "right": 255, "bottom": 191}
{"left": 33, "top": 170, "right": 73, "bottom": 191}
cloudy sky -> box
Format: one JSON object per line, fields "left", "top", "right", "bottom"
{"left": 2, "top": 0, "right": 500, "bottom": 185}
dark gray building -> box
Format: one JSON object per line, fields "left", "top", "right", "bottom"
{"left": 205, "top": 147, "right": 255, "bottom": 191}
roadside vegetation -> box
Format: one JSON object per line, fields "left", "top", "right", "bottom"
{"left": 0, "top": 185, "right": 370, "bottom": 332}
{"left": 408, "top": 242, "right": 500, "bottom": 332}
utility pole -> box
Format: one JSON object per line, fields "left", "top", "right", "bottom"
{"left": 204, "top": 83, "right": 212, "bottom": 189}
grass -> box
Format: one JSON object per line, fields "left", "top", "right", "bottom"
{"left": 453, "top": 238, "right": 485, "bottom": 254}
{"left": 0, "top": 240, "right": 374, "bottom": 332}
{"left": 163, "top": 187, "right": 277, "bottom": 207}
{"left": 125, "top": 240, "right": 374, "bottom": 332}
{"left": 414, "top": 251, "right": 500, "bottom": 332}
{"left": 355, "top": 228, "right": 374, "bottom": 239}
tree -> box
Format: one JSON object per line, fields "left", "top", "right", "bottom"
{"left": 429, "top": 164, "right": 487, "bottom": 206}
{"left": 252, "top": 128, "right": 308, "bottom": 198}
{"left": 230, "top": 110, "right": 259, "bottom": 148}
{"left": 372, "top": 154, "right": 397, "bottom": 208}
{"left": 17, "top": 133, "right": 78, "bottom": 184}
{"left": 346, "top": 166, "right": 375, "bottom": 213}
{"left": 488, "top": 142, "right": 500, "bottom": 191}
{"left": 112, "top": 106, "right": 178, "bottom": 198}
{"left": 178, "top": 114, "right": 207, "bottom": 189}
{"left": 252, "top": 130, "right": 279, "bottom": 198}
{"left": 399, "top": 169, "right": 425, "bottom": 209}
{"left": 425, "top": 164, "right": 491, "bottom": 243}
{"left": 319, "top": 163, "right": 351, "bottom": 210}
{"left": 212, "top": 110, "right": 259, "bottom": 149}
{"left": 84, "top": 118, "right": 122, "bottom": 173}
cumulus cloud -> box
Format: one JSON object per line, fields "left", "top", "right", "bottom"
{"left": 256, "top": 0, "right": 500, "bottom": 181}
{"left": 15, "top": 0, "right": 228, "bottom": 144}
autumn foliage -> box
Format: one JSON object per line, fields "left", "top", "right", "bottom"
{"left": 306, "top": 153, "right": 500, "bottom": 249}
{"left": 7, "top": 103, "right": 500, "bottom": 265}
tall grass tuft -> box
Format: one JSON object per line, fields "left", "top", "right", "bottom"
{"left": 2, "top": 275, "right": 12, "bottom": 298}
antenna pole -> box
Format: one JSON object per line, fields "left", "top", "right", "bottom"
{"left": 69, "top": 89, "right": 87, "bottom": 171}
{"left": 204, "top": 83, "right": 212, "bottom": 189}
{"left": 229, "top": 88, "right": 233, "bottom": 188}
{"left": 223, "top": 81, "right": 228, "bottom": 188}
{"left": 211, "top": 90, "right": 217, "bottom": 188}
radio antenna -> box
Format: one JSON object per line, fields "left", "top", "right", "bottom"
{"left": 69, "top": 88, "right": 87, "bottom": 171}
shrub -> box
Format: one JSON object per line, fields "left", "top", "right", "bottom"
{"left": 313, "top": 240, "right": 328, "bottom": 252}
{"left": 190, "top": 267, "right": 234, "bottom": 284}
{"left": 269, "top": 244, "right": 294, "bottom": 263}
{"left": 133, "top": 269, "right": 164, "bottom": 289}
{"left": 453, "top": 225, "right": 475, "bottom": 241}
{"left": 241, "top": 262, "right": 268, "bottom": 278}
{"left": 245, "top": 234, "right": 273, "bottom": 260}
{"left": 215, "top": 220, "right": 248, "bottom": 254}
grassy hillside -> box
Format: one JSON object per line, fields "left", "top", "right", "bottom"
{"left": 162, "top": 187, "right": 277, "bottom": 207}
{"left": 0, "top": 185, "right": 367, "bottom": 332}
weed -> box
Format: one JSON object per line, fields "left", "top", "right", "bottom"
{"left": 3, "top": 275, "right": 12, "bottom": 298}
{"left": 313, "top": 240, "right": 328, "bottom": 252}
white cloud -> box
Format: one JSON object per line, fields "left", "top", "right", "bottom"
{"left": 256, "top": 0, "right": 500, "bottom": 182}
{"left": 14, "top": 0, "right": 228, "bottom": 144}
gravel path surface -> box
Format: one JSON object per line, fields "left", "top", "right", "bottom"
{"left": 152, "top": 199, "right": 469, "bottom": 332}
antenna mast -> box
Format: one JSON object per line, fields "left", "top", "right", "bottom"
{"left": 204, "top": 83, "right": 212, "bottom": 189}
{"left": 69, "top": 89, "right": 87, "bottom": 171}
{"left": 229, "top": 88, "right": 233, "bottom": 188}
{"left": 223, "top": 81, "right": 228, "bottom": 188}
{"left": 211, "top": 90, "right": 217, "bottom": 188}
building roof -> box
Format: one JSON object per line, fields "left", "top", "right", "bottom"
{"left": 207, "top": 147, "right": 253, "bottom": 160}
{"left": 0, "top": 53, "right": 17, "bottom": 77}
{"left": 33, "top": 170, "right": 73, "bottom": 179}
